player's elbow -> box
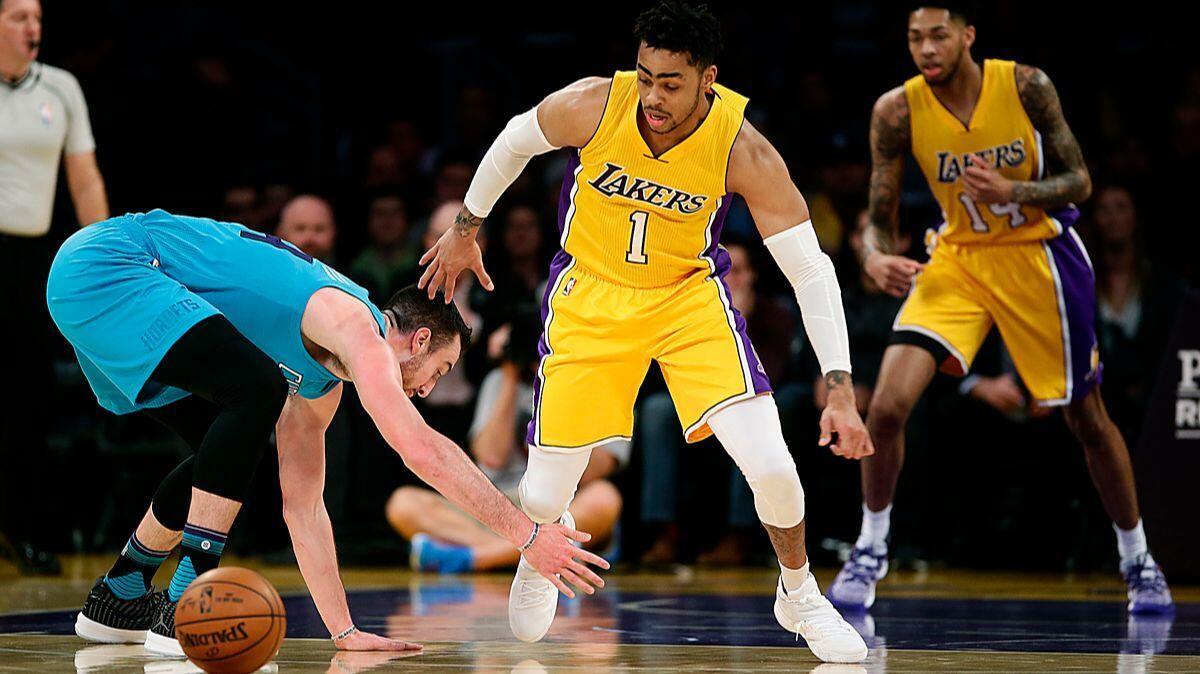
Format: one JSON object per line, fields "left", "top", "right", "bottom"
{"left": 281, "top": 491, "right": 320, "bottom": 529}
{"left": 1077, "top": 169, "right": 1093, "bottom": 202}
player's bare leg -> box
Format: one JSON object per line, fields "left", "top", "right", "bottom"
{"left": 830, "top": 344, "right": 936, "bottom": 611}
{"left": 1063, "top": 388, "right": 1139, "bottom": 528}
{"left": 707, "top": 397, "right": 866, "bottom": 663}
{"left": 1063, "top": 388, "right": 1173, "bottom": 614}
{"left": 144, "top": 489, "right": 243, "bottom": 657}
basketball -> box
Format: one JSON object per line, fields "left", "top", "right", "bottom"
{"left": 175, "top": 567, "right": 286, "bottom": 674}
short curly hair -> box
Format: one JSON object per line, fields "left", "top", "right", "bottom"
{"left": 381, "top": 285, "right": 472, "bottom": 351}
{"left": 633, "top": 1, "right": 723, "bottom": 70}
{"left": 908, "top": 1, "right": 979, "bottom": 25}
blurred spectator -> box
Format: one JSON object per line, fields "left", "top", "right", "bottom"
{"left": 1088, "top": 185, "right": 1184, "bottom": 440}
{"left": 222, "top": 184, "right": 261, "bottom": 228}
{"left": 276, "top": 194, "right": 337, "bottom": 263}
{"left": 348, "top": 189, "right": 417, "bottom": 300}
{"left": 381, "top": 118, "right": 425, "bottom": 187}
{"left": 431, "top": 149, "right": 475, "bottom": 208}
{"left": 422, "top": 84, "right": 498, "bottom": 173}
{"left": 483, "top": 204, "right": 548, "bottom": 330}
{"left": 387, "top": 312, "right": 626, "bottom": 572}
{"left": 364, "top": 144, "right": 405, "bottom": 191}
{"left": 0, "top": 0, "right": 108, "bottom": 574}
{"left": 639, "top": 240, "right": 796, "bottom": 567}
{"left": 259, "top": 182, "right": 296, "bottom": 229}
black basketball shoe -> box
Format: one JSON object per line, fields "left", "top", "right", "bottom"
{"left": 144, "top": 590, "right": 184, "bottom": 657}
{"left": 75, "top": 577, "right": 158, "bottom": 644}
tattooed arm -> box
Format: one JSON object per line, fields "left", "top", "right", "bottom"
{"left": 1012, "top": 64, "right": 1092, "bottom": 207}
{"left": 862, "top": 87, "right": 925, "bottom": 298}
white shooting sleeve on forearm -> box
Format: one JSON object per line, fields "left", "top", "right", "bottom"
{"left": 463, "top": 107, "right": 560, "bottom": 218}
{"left": 763, "top": 221, "right": 853, "bottom": 375}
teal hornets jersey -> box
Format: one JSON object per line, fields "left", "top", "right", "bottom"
{"left": 136, "top": 209, "right": 385, "bottom": 399}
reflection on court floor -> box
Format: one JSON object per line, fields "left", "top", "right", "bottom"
{"left": 0, "top": 563, "right": 1196, "bottom": 672}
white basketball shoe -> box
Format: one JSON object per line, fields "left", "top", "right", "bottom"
{"left": 774, "top": 572, "right": 869, "bottom": 663}
{"left": 509, "top": 511, "right": 575, "bottom": 643}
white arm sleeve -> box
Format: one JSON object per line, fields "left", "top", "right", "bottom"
{"left": 463, "top": 107, "right": 559, "bottom": 218}
{"left": 763, "top": 221, "right": 853, "bottom": 375}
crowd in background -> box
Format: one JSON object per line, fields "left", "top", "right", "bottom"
{"left": 7, "top": 1, "right": 1198, "bottom": 574}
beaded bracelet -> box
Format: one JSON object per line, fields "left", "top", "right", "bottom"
{"left": 332, "top": 625, "right": 358, "bottom": 643}
{"left": 518, "top": 522, "right": 540, "bottom": 551}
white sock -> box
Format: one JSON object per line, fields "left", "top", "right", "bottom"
{"left": 1114, "top": 519, "right": 1148, "bottom": 565}
{"left": 780, "top": 560, "right": 811, "bottom": 594}
{"left": 855, "top": 503, "right": 892, "bottom": 552}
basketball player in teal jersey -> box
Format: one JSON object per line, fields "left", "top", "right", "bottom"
{"left": 50, "top": 210, "right": 607, "bottom": 656}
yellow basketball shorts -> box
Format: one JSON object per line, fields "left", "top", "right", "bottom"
{"left": 892, "top": 209, "right": 1101, "bottom": 406}
{"left": 526, "top": 252, "right": 772, "bottom": 451}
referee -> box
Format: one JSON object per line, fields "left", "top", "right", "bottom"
{"left": 0, "top": 0, "right": 109, "bottom": 573}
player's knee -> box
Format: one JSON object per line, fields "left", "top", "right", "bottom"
{"left": 867, "top": 391, "right": 911, "bottom": 437}
{"left": 734, "top": 437, "right": 804, "bottom": 528}
{"left": 1064, "top": 400, "right": 1114, "bottom": 450}
{"left": 385, "top": 486, "right": 433, "bottom": 537}
{"left": 748, "top": 468, "right": 805, "bottom": 529}
{"left": 519, "top": 476, "right": 575, "bottom": 524}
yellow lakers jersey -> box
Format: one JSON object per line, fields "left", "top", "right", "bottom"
{"left": 559, "top": 71, "right": 748, "bottom": 287}
{"left": 906, "top": 59, "right": 1062, "bottom": 245}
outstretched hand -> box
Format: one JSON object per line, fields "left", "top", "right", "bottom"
{"left": 521, "top": 521, "right": 610, "bottom": 598}
{"left": 819, "top": 375, "right": 874, "bottom": 460}
{"left": 418, "top": 207, "right": 493, "bottom": 303}
{"left": 334, "top": 629, "right": 423, "bottom": 652}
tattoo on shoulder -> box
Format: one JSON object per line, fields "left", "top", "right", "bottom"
{"left": 1013, "top": 64, "right": 1090, "bottom": 207}
{"left": 454, "top": 208, "right": 484, "bottom": 238}
{"left": 865, "top": 89, "right": 910, "bottom": 257}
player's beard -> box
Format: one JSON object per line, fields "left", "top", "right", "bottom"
{"left": 398, "top": 352, "right": 431, "bottom": 396}
{"left": 650, "top": 89, "right": 703, "bottom": 136}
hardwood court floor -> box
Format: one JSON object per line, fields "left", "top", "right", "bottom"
{"left": 1, "top": 556, "right": 1196, "bottom": 672}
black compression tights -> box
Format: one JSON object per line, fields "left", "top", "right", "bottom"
{"left": 142, "top": 316, "right": 287, "bottom": 531}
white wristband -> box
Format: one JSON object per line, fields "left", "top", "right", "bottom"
{"left": 763, "top": 221, "right": 853, "bottom": 375}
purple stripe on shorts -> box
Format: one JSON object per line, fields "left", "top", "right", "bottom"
{"left": 525, "top": 248, "right": 576, "bottom": 447}
{"left": 715, "top": 271, "right": 773, "bottom": 396}
{"left": 707, "top": 206, "right": 772, "bottom": 396}
{"left": 702, "top": 197, "right": 735, "bottom": 267}
{"left": 1045, "top": 213, "right": 1102, "bottom": 403}
{"left": 527, "top": 155, "right": 584, "bottom": 446}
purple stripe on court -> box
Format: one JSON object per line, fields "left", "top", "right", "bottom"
{"left": 1046, "top": 207, "right": 1102, "bottom": 403}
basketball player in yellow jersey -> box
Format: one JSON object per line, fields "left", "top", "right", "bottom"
{"left": 419, "top": 1, "right": 870, "bottom": 663}
{"left": 828, "top": 3, "right": 1173, "bottom": 615}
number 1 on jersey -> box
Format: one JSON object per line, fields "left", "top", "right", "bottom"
{"left": 626, "top": 211, "right": 649, "bottom": 264}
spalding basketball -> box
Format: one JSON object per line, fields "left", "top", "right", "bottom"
{"left": 175, "top": 567, "right": 287, "bottom": 674}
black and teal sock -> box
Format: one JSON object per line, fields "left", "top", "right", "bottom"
{"left": 167, "top": 524, "right": 227, "bottom": 602}
{"left": 103, "top": 534, "right": 171, "bottom": 600}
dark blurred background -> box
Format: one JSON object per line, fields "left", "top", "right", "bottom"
{"left": 11, "top": 1, "right": 1199, "bottom": 576}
